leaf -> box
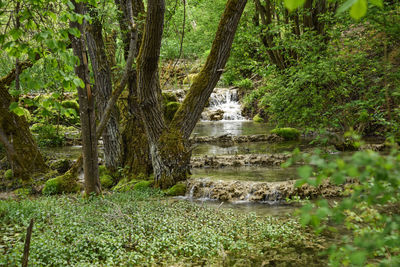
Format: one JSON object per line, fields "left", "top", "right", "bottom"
{"left": 350, "top": 0, "right": 367, "bottom": 20}
{"left": 284, "top": 0, "right": 306, "bottom": 11}
{"left": 337, "top": 0, "right": 358, "bottom": 14}
{"left": 349, "top": 250, "right": 367, "bottom": 266}
{"left": 9, "top": 102, "right": 19, "bottom": 111}
{"left": 298, "top": 165, "right": 313, "bottom": 180}
{"left": 369, "top": 0, "right": 383, "bottom": 8}
{"left": 68, "top": 27, "right": 81, "bottom": 38}
{"left": 12, "top": 107, "right": 26, "bottom": 116}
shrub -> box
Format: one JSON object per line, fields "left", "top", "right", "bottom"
{"left": 30, "top": 123, "right": 64, "bottom": 147}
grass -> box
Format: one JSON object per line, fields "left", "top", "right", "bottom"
{"left": 0, "top": 189, "right": 327, "bottom": 266}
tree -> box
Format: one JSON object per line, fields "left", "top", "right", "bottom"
{"left": 86, "top": 5, "right": 123, "bottom": 172}
{"left": 137, "top": 0, "right": 247, "bottom": 188}
{"left": 0, "top": 61, "right": 48, "bottom": 179}
{"left": 69, "top": 0, "right": 101, "bottom": 195}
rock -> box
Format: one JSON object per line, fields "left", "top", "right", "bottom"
{"left": 190, "top": 134, "right": 284, "bottom": 145}
{"left": 50, "top": 159, "right": 73, "bottom": 174}
{"left": 202, "top": 109, "right": 225, "bottom": 121}
{"left": 190, "top": 154, "right": 291, "bottom": 168}
{"left": 185, "top": 178, "right": 346, "bottom": 203}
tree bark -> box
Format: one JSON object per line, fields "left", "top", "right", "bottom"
{"left": 116, "top": 0, "right": 152, "bottom": 176}
{"left": 86, "top": 7, "right": 122, "bottom": 172}
{"left": 69, "top": 0, "right": 101, "bottom": 195}
{"left": 0, "top": 62, "right": 48, "bottom": 179}
{"left": 138, "top": 0, "right": 247, "bottom": 188}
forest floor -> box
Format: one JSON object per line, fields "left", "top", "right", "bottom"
{"left": 0, "top": 189, "right": 330, "bottom": 266}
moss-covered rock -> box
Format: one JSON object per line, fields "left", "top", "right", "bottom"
{"left": 165, "top": 183, "right": 186, "bottom": 196}
{"left": 133, "top": 180, "right": 153, "bottom": 191}
{"left": 164, "top": 102, "right": 181, "bottom": 122}
{"left": 270, "top": 128, "right": 300, "bottom": 141}
{"left": 100, "top": 174, "right": 114, "bottom": 188}
{"left": 50, "top": 159, "right": 72, "bottom": 174}
{"left": 4, "top": 169, "right": 13, "bottom": 179}
{"left": 61, "top": 100, "right": 80, "bottom": 114}
{"left": 253, "top": 114, "right": 264, "bottom": 123}
{"left": 42, "top": 173, "right": 80, "bottom": 195}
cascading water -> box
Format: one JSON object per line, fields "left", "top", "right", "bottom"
{"left": 201, "top": 88, "right": 246, "bottom": 121}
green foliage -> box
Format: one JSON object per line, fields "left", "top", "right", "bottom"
{"left": 270, "top": 128, "right": 300, "bottom": 141}
{"left": 252, "top": 114, "right": 264, "bottom": 123}
{"left": 286, "top": 143, "right": 400, "bottom": 266}
{"left": 4, "top": 169, "right": 13, "bottom": 179}
{"left": 30, "top": 123, "right": 64, "bottom": 147}
{"left": 0, "top": 192, "right": 327, "bottom": 266}
{"left": 233, "top": 78, "right": 253, "bottom": 90}
{"left": 100, "top": 174, "right": 114, "bottom": 189}
{"left": 133, "top": 180, "right": 153, "bottom": 191}
{"left": 165, "top": 183, "right": 186, "bottom": 196}
{"left": 61, "top": 100, "right": 79, "bottom": 115}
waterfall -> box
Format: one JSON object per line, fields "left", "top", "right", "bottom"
{"left": 201, "top": 88, "right": 245, "bottom": 121}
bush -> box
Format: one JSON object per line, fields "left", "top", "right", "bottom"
{"left": 288, "top": 142, "right": 400, "bottom": 266}
{"left": 31, "top": 123, "right": 64, "bottom": 147}
{"left": 270, "top": 128, "right": 300, "bottom": 141}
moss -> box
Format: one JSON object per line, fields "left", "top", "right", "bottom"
{"left": 270, "top": 128, "right": 301, "bottom": 141}
{"left": 165, "top": 183, "right": 186, "bottom": 196}
{"left": 61, "top": 100, "right": 80, "bottom": 114}
{"left": 113, "top": 178, "right": 140, "bottom": 192}
{"left": 4, "top": 169, "right": 13, "bottom": 179}
{"left": 133, "top": 180, "right": 153, "bottom": 191}
{"left": 13, "top": 188, "right": 31, "bottom": 197}
{"left": 183, "top": 73, "right": 198, "bottom": 84}
{"left": 164, "top": 102, "right": 181, "bottom": 122}
{"left": 99, "top": 165, "right": 108, "bottom": 176}
{"left": 42, "top": 173, "right": 80, "bottom": 195}
{"left": 50, "top": 159, "right": 72, "bottom": 174}
{"left": 100, "top": 174, "right": 114, "bottom": 188}
{"left": 162, "top": 92, "right": 178, "bottom": 104}
{"left": 253, "top": 114, "right": 264, "bottom": 123}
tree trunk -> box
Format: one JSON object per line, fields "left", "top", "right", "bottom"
{"left": 69, "top": 0, "right": 101, "bottom": 195}
{"left": 117, "top": 0, "right": 152, "bottom": 176}
{"left": 138, "top": 0, "right": 247, "bottom": 188}
{"left": 0, "top": 62, "right": 48, "bottom": 179}
{"left": 86, "top": 7, "right": 122, "bottom": 172}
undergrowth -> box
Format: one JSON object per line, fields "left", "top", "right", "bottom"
{"left": 0, "top": 190, "right": 327, "bottom": 266}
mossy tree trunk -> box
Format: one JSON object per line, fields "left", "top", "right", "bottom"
{"left": 0, "top": 62, "right": 48, "bottom": 179}
{"left": 116, "top": 0, "right": 153, "bottom": 176}
{"left": 86, "top": 6, "right": 122, "bottom": 172}
{"left": 69, "top": 0, "right": 101, "bottom": 195}
{"left": 138, "top": 0, "right": 247, "bottom": 188}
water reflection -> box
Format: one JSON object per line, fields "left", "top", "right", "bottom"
{"left": 192, "top": 121, "right": 274, "bottom": 137}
